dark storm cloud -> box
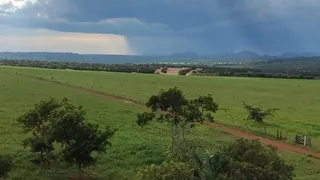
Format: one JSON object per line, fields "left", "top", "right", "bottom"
{"left": 1, "top": 0, "right": 320, "bottom": 54}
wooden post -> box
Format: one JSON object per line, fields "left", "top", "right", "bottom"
{"left": 304, "top": 136, "right": 307, "bottom": 146}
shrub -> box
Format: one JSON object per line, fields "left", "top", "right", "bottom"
{"left": 0, "top": 155, "right": 13, "bottom": 178}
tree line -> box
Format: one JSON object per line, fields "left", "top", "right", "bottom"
{"left": 0, "top": 59, "right": 158, "bottom": 74}
{"left": 1, "top": 59, "right": 318, "bottom": 79}
{"left": 194, "top": 67, "right": 317, "bottom": 79}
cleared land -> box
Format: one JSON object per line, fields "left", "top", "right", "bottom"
{"left": 0, "top": 66, "right": 320, "bottom": 179}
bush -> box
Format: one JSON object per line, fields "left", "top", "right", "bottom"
{"left": 161, "top": 67, "right": 168, "bottom": 73}
{"left": 137, "top": 161, "right": 194, "bottom": 180}
{"left": 0, "top": 155, "right": 13, "bottom": 178}
{"left": 178, "top": 69, "right": 191, "bottom": 76}
{"left": 195, "top": 139, "right": 295, "bottom": 180}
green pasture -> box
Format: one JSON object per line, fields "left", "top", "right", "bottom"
{"left": 0, "top": 69, "right": 233, "bottom": 179}
{"left": 0, "top": 66, "right": 320, "bottom": 179}
{"left": 2, "top": 66, "right": 320, "bottom": 150}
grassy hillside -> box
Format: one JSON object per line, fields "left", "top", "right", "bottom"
{"left": 0, "top": 66, "right": 320, "bottom": 179}
{"left": 2, "top": 66, "right": 320, "bottom": 150}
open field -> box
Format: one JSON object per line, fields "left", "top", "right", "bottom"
{"left": 1, "top": 66, "right": 320, "bottom": 150}
{"left": 1, "top": 66, "right": 320, "bottom": 179}
{"left": 0, "top": 69, "right": 235, "bottom": 179}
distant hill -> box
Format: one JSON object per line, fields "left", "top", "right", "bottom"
{"left": 214, "top": 51, "right": 272, "bottom": 61}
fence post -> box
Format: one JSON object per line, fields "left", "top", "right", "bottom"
{"left": 304, "top": 136, "right": 307, "bottom": 146}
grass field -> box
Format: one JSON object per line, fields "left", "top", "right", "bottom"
{"left": 1, "top": 66, "right": 320, "bottom": 179}
{"left": 0, "top": 68, "right": 235, "bottom": 179}
{"left": 2, "top": 66, "right": 320, "bottom": 150}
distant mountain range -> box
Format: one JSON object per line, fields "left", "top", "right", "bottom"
{"left": 0, "top": 51, "right": 319, "bottom": 64}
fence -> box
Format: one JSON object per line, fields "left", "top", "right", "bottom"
{"left": 295, "top": 135, "right": 311, "bottom": 146}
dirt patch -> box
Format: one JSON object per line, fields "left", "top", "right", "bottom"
{"left": 155, "top": 68, "right": 189, "bottom": 75}
{"left": 21, "top": 74, "right": 320, "bottom": 158}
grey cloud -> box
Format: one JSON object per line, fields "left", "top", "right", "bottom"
{"left": 1, "top": 0, "right": 320, "bottom": 54}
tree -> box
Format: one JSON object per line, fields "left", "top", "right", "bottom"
{"left": 243, "top": 103, "right": 278, "bottom": 134}
{"left": 0, "top": 154, "right": 13, "bottom": 178}
{"left": 194, "top": 139, "right": 295, "bottom": 180}
{"left": 60, "top": 123, "right": 115, "bottom": 179}
{"left": 192, "top": 95, "right": 218, "bottom": 122}
{"left": 161, "top": 67, "right": 168, "bottom": 73}
{"left": 178, "top": 69, "right": 191, "bottom": 76}
{"left": 137, "top": 87, "right": 218, "bottom": 154}
{"left": 17, "top": 98, "right": 116, "bottom": 179}
{"left": 137, "top": 161, "right": 194, "bottom": 180}
{"left": 17, "top": 98, "right": 61, "bottom": 162}
{"left": 243, "top": 103, "right": 278, "bottom": 123}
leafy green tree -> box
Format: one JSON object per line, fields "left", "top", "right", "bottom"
{"left": 137, "top": 87, "right": 218, "bottom": 151}
{"left": 0, "top": 154, "right": 13, "bottom": 178}
{"left": 60, "top": 123, "right": 115, "bottom": 178}
{"left": 17, "top": 98, "right": 116, "bottom": 179}
{"left": 243, "top": 103, "right": 278, "bottom": 134}
{"left": 47, "top": 99, "right": 116, "bottom": 178}
{"left": 195, "top": 139, "right": 295, "bottom": 180}
{"left": 17, "top": 98, "right": 61, "bottom": 162}
{"left": 137, "top": 161, "right": 194, "bottom": 180}
{"left": 192, "top": 95, "right": 218, "bottom": 122}
{"left": 243, "top": 103, "right": 278, "bottom": 123}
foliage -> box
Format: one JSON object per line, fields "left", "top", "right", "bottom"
{"left": 178, "top": 69, "right": 191, "bottom": 76}
{"left": 22, "top": 135, "right": 54, "bottom": 163}
{"left": 0, "top": 59, "right": 158, "bottom": 74}
{"left": 195, "top": 139, "right": 295, "bottom": 180}
{"left": 17, "top": 97, "right": 115, "bottom": 178}
{"left": 194, "top": 66, "right": 317, "bottom": 79}
{"left": 192, "top": 95, "right": 218, "bottom": 122}
{"left": 137, "top": 112, "right": 156, "bottom": 128}
{"left": 137, "top": 87, "right": 218, "bottom": 151}
{"left": 137, "top": 161, "right": 194, "bottom": 180}
{"left": 17, "top": 98, "right": 61, "bottom": 162}
{"left": 60, "top": 123, "right": 115, "bottom": 174}
{"left": 0, "top": 155, "right": 13, "bottom": 178}
{"left": 243, "top": 103, "right": 278, "bottom": 123}
{"left": 161, "top": 67, "right": 168, "bottom": 73}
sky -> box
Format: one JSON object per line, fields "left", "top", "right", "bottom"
{"left": 0, "top": 0, "right": 320, "bottom": 55}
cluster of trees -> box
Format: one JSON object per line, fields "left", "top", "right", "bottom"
{"left": 178, "top": 68, "right": 192, "bottom": 75}
{"left": 0, "top": 59, "right": 159, "bottom": 74}
{"left": 1, "top": 98, "right": 116, "bottom": 179}
{"left": 195, "top": 67, "right": 317, "bottom": 79}
{"left": 255, "top": 57, "right": 320, "bottom": 76}
{"left": 136, "top": 87, "right": 295, "bottom": 180}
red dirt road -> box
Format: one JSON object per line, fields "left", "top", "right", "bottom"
{"left": 22, "top": 74, "right": 320, "bottom": 158}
